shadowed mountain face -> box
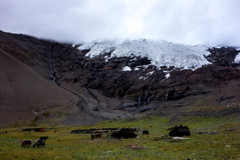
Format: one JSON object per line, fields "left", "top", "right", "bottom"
{"left": 0, "top": 38, "right": 78, "bottom": 126}
{"left": 0, "top": 30, "right": 240, "bottom": 126}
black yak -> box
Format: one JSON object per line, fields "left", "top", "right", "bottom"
{"left": 143, "top": 130, "right": 149, "bottom": 135}
{"left": 111, "top": 128, "right": 138, "bottom": 139}
{"left": 40, "top": 136, "right": 48, "bottom": 140}
{"left": 169, "top": 125, "right": 190, "bottom": 137}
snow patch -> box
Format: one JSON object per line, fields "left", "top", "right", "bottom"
{"left": 139, "top": 76, "right": 147, "bottom": 80}
{"left": 141, "top": 65, "right": 150, "bottom": 70}
{"left": 133, "top": 65, "right": 150, "bottom": 71}
{"left": 165, "top": 73, "right": 170, "bottom": 79}
{"left": 146, "top": 71, "right": 154, "bottom": 76}
{"left": 122, "top": 66, "right": 131, "bottom": 71}
{"left": 79, "top": 39, "right": 211, "bottom": 70}
{"left": 104, "top": 55, "right": 110, "bottom": 63}
{"left": 134, "top": 67, "right": 140, "bottom": 71}
{"left": 234, "top": 53, "right": 240, "bottom": 64}
{"left": 139, "top": 71, "right": 154, "bottom": 80}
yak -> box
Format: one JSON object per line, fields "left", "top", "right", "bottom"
{"left": 40, "top": 136, "right": 48, "bottom": 140}
{"left": 142, "top": 130, "right": 149, "bottom": 135}
{"left": 22, "top": 139, "right": 32, "bottom": 147}
{"left": 169, "top": 125, "right": 190, "bottom": 137}
{"left": 111, "top": 128, "right": 138, "bottom": 139}
{"left": 33, "top": 139, "right": 45, "bottom": 148}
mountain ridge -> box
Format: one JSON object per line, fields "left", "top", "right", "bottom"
{"left": 0, "top": 30, "right": 240, "bottom": 126}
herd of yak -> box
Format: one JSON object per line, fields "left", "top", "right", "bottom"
{"left": 22, "top": 136, "right": 48, "bottom": 148}
{"left": 21, "top": 125, "right": 190, "bottom": 148}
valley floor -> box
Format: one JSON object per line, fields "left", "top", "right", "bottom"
{"left": 0, "top": 115, "right": 240, "bottom": 160}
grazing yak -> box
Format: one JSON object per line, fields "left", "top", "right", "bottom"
{"left": 111, "top": 128, "right": 138, "bottom": 139}
{"left": 143, "top": 130, "right": 149, "bottom": 135}
{"left": 40, "top": 136, "right": 48, "bottom": 140}
{"left": 169, "top": 125, "right": 190, "bottom": 137}
{"left": 33, "top": 139, "right": 45, "bottom": 148}
{"left": 22, "top": 128, "right": 46, "bottom": 132}
{"left": 22, "top": 139, "right": 32, "bottom": 147}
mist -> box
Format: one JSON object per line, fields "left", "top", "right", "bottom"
{"left": 0, "top": 0, "right": 240, "bottom": 45}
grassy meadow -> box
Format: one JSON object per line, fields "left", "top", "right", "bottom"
{"left": 0, "top": 115, "right": 240, "bottom": 160}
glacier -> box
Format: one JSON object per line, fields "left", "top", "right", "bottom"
{"left": 78, "top": 39, "right": 211, "bottom": 70}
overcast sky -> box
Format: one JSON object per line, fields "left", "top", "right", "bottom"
{"left": 0, "top": 0, "right": 240, "bottom": 45}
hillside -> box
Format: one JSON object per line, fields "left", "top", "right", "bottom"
{"left": 0, "top": 43, "right": 78, "bottom": 126}
{"left": 0, "top": 30, "right": 240, "bottom": 126}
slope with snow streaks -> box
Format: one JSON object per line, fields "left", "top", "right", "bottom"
{"left": 79, "top": 39, "right": 211, "bottom": 70}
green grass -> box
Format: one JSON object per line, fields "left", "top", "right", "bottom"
{"left": 0, "top": 115, "right": 240, "bottom": 160}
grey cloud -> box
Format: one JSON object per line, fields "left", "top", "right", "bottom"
{"left": 0, "top": 0, "right": 239, "bottom": 45}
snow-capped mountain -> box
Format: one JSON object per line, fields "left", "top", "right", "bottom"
{"left": 79, "top": 39, "right": 211, "bottom": 70}
{"left": 1, "top": 30, "right": 240, "bottom": 126}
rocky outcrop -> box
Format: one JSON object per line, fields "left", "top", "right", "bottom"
{"left": 56, "top": 46, "right": 240, "bottom": 104}
{"left": 206, "top": 47, "right": 239, "bottom": 66}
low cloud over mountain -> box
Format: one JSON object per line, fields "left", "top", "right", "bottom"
{"left": 0, "top": 0, "right": 240, "bottom": 45}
